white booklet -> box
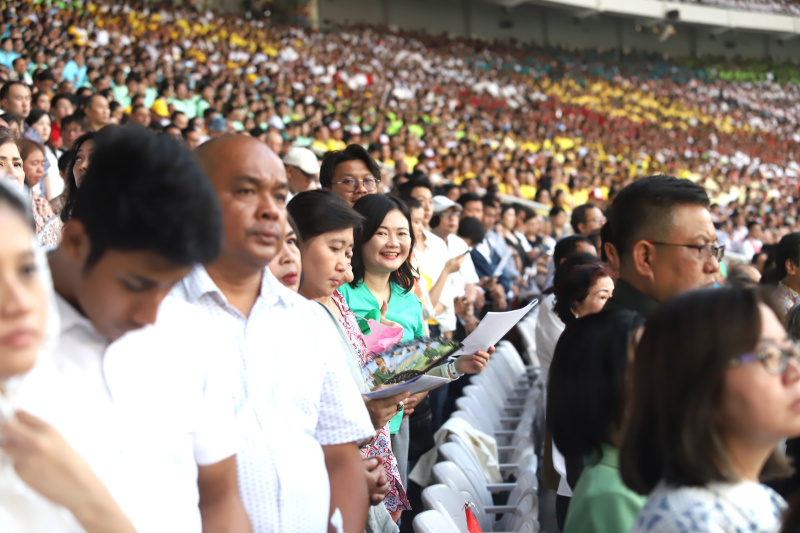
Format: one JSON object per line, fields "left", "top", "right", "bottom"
{"left": 451, "top": 298, "right": 539, "bottom": 357}
{"left": 362, "top": 374, "right": 452, "bottom": 399}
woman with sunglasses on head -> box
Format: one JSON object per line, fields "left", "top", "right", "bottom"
{"left": 0, "top": 180, "right": 135, "bottom": 532}
{"left": 621, "top": 288, "right": 800, "bottom": 533}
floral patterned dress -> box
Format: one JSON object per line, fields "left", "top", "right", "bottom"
{"left": 331, "top": 290, "right": 411, "bottom": 512}
{"left": 31, "top": 192, "right": 55, "bottom": 235}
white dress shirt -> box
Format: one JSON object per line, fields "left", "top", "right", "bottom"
{"left": 534, "top": 293, "right": 564, "bottom": 384}
{"left": 171, "top": 266, "right": 375, "bottom": 533}
{"left": 15, "top": 294, "right": 239, "bottom": 533}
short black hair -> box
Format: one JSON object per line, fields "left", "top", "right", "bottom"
{"left": 60, "top": 114, "right": 85, "bottom": 133}
{"left": 548, "top": 309, "right": 645, "bottom": 465}
{"left": 457, "top": 216, "right": 486, "bottom": 245}
{"left": 571, "top": 203, "right": 599, "bottom": 234}
{"left": 549, "top": 206, "right": 565, "bottom": 219}
{"left": 350, "top": 194, "right": 416, "bottom": 293}
{"left": 397, "top": 176, "right": 433, "bottom": 197}
{"left": 51, "top": 93, "right": 74, "bottom": 108}
{"left": 0, "top": 112, "right": 20, "bottom": 126}
{"left": 553, "top": 234, "right": 594, "bottom": 266}
{"left": 606, "top": 175, "right": 709, "bottom": 261}
{"left": 0, "top": 80, "right": 27, "bottom": 102}
{"left": 457, "top": 192, "right": 482, "bottom": 208}
{"left": 774, "top": 232, "right": 800, "bottom": 281}
{"left": 70, "top": 125, "right": 223, "bottom": 269}
{"left": 287, "top": 190, "right": 365, "bottom": 243}
{"left": 319, "top": 144, "right": 380, "bottom": 189}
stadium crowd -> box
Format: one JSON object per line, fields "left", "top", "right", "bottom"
{"left": 3, "top": 0, "right": 800, "bottom": 533}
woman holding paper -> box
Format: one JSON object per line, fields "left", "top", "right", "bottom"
{"left": 340, "top": 193, "right": 493, "bottom": 515}
{"left": 340, "top": 193, "right": 492, "bottom": 378}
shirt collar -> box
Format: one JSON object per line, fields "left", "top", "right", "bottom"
{"left": 54, "top": 292, "right": 108, "bottom": 344}
{"left": 606, "top": 279, "right": 661, "bottom": 318}
{"left": 181, "top": 264, "right": 291, "bottom": 310}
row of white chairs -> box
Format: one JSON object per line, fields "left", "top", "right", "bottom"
{"left": 414, "top": 305, "right": 545, "bottom": 533}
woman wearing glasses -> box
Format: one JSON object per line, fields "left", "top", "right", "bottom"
{"left": 621, "top": 288, "right": 800, "bottom": 533}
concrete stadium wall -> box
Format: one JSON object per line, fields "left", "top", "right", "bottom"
{"left": 317, "top": 0, "right": 800, "bottom": 61}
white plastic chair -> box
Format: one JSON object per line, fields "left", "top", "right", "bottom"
{"left": 412, "top": 509, "right": 461, "bottom": 533}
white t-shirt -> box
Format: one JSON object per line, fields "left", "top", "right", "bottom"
{"left": 16, "top": 295, "right": 240, "bottom": 533}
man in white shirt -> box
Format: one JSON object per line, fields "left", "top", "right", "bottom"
{"left": 19, "top": 126, "right": 249, "bottom": 532}
{"left": 430, "top": 195, "right": 481, "bottom": 335}
{"left": 178, "top": 135, "right": 375, "bottom": 533}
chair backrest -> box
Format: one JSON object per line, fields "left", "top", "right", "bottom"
{"left": 420, "top": 484, "right": 469, "bottom": 531}
{"left": 432, "top": 460, "right": 493, "bottom": 509}
{"left": 412, "top": 509, "right": 461, "bottom": 533}
{"left": 439, "top": 440, "right": 494, "bottom": 493}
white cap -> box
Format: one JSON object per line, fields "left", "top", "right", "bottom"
{"left": 433, "top": 195, "right": 462, "bottom": 214}
{"left": 328, "top": 120, "right": 342, "bottom": 131}
{"left": 349, "top": 124, "right": 362, "bottom": 135}
{"left": 268, "top": 116, "right": 285, "bottom": 130}
{"left": 283, "top": 147, "right": 319, "bottom": 176}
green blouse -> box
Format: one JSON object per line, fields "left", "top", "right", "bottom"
{"left": 338, "top": 280, "right": 424, "bottom": 343}
{"left": 563, "top": 444, "right": 646, "bottom": 533}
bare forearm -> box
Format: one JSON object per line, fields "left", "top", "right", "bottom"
{"left": 200, "top": 495, "right": 251, "bottom": 533}
{"left": 325, "top": 444, "right": 368, "bottom": 533}
{"left": 72, "top": 496, "right": 137, "bottom": 533}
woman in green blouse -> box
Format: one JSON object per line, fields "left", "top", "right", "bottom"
{"left": 547, "top": 309, "right": 646, "bottom": 533}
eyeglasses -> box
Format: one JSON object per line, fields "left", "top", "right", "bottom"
{"left": 635, "top": 240, "right": 725, "bottom": 262}
{"left": 730, "top": 341, "right": 800, "bottom": 374}
{"left": 332, "top": 177, "right": 379, "bottom": 192}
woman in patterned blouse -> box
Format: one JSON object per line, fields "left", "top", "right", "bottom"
{"left": 287, "top": 190, "right": 412, "bottom": 527}
{"left": 18, "top": 139, "right": 55, "bottom": 234}
{"left": 621, "top": 288, "right": 799, "bottom": 533}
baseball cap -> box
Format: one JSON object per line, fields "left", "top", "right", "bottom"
{"left": 433, "top": 195, "right": 463, "bottom": 214}
{"left": 268, "top": 115, "right": 285, "bottom": 130}
{"left": 283, "top": 147, "right": 319, "bottom": 176}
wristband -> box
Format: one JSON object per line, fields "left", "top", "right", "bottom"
{"left": 447, "top": 359, "right": 463, "bottom": 380}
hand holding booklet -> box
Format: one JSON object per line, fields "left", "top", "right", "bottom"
{"left": 362, "top": 299, "right": 539, "bottom": 398}
{"left": 363, "top": 375, "right": 452, "bottom": 399}
{"left": 362, "top": 337, "right": 461, "bottom": 387}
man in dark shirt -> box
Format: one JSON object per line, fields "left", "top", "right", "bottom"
{"left": 603, "top": 174, "right": 722, "bottom": 317}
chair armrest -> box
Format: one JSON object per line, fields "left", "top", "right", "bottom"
{"left": 499, "top": 463, "right": 519, "bottom": 471}
{"left": 487, "top": 483, "right": 517, "bottom": 492}
{"left": 486, "top": 505, "right": 517, "bottom": 514}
